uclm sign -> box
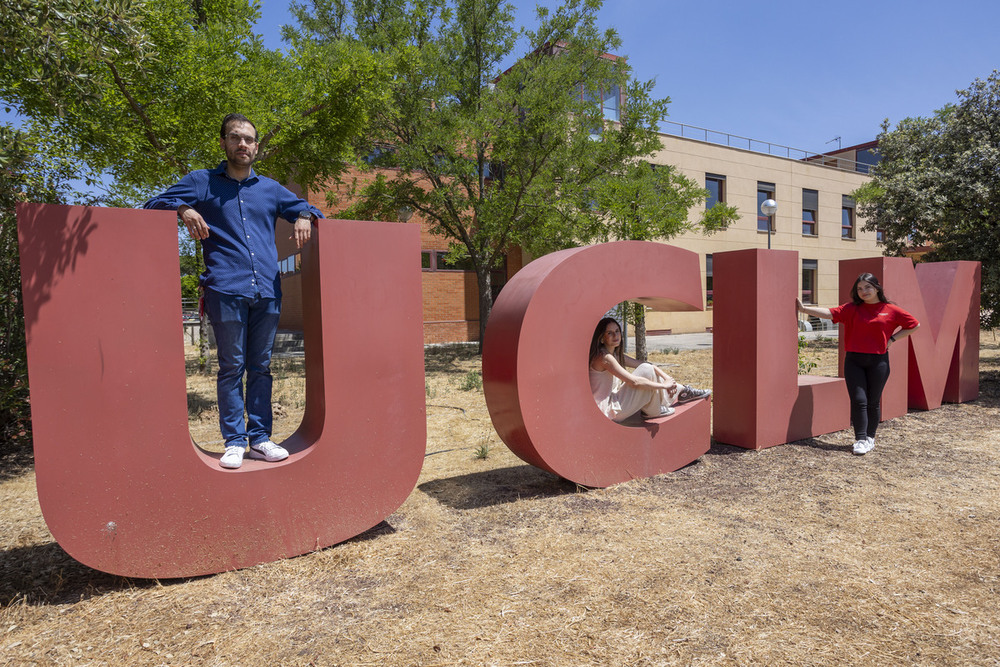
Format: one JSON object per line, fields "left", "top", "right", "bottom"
{"left": 17, "top": 204, "right": 980, "bottom": 578}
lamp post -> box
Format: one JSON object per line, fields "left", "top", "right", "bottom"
{"left": 760, "top": 198, "right": 777, "bottom": 249}
{"left": 397, "top": 206, "right": 414, "bottom": 223}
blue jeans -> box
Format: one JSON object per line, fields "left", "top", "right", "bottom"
{"left": 203, "top": 290, "right": 281, "bottom": 448}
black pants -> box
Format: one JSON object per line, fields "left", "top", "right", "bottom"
{"left": 844, "top": 351, "right": 891, "bottom": 441}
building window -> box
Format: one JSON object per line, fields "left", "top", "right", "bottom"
{"left": 362, "top": 144, "right": 397, "bottom": 167}
{"left": 842, "top": 195, "right": 856, "bottom": 240}
{"left": 422, "top": 250, "right": 473, "bottom": 271}
{"left": 434, "top": 251, "right": 476, "bottom": 272}
{"left": 602, "top": 85, "right": 620, "bottom": 122}
{"left": 876, "top": 227, "right": 886, "bottom": 243}
{"left": 705, "top": 254, "right": 713, "bottom": 309}
{"left": 422, "top": 250, "right": 508, "bottom": 301}
{"left": 802, "top": 259, "right": 817, "bottom": 304}
{"left": 802, "top": 189, "right": 818, "bottom": 236}
{"left": 856, "top": 147, "right": 879, "bottom": 174}
{"left": 278, "top": 253, "right": 299, "bottom": 276}
{"left": 757, "top": 182, "right": 776, "bottom": 233}
{"left": 581, "top": 84, "right": 621, "bottom": 126}
{"left": 706, "top": 174, "right": 726, "bottom": 209}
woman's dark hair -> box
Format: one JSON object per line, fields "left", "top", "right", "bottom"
{"left": 589, "top": 317, "right": 625, "bottom": 366}
{"left": 851, "top": 272, "right": 889, "bottom": 305}
{"left": 220, "top": 113, "right": 258, "bottom": 140}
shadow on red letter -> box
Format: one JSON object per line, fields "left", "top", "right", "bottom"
{"left": 482, "top": 241, "right": 710, "bottom": 488}
{"left": 712, "top": 249, "right": 850, "bottom": 449}
{"left": 18, "top": 204, "right": 425, "bottom": 578}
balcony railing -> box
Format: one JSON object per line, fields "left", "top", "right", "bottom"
{"left": 660, "top": 120, "right": 873, "bottom": 175}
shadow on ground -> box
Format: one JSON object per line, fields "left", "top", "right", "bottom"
{"left": 419, "top": 464, "right": 579, "bottom": 510}
{"left": 0, "top": 541, "right": 156, "bottom": 606}
{"left": 424, "top": 346, "right": 480, "bottom": 377}
{"left": 0, "top": 519, "right": 398, "bottom": 608}
{"left": 0, "top": 442, "right": 33, "bottom": 484}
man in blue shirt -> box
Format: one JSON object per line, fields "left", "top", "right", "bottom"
{"left": 145, "top": 114, "right": 323, "bottom": 469}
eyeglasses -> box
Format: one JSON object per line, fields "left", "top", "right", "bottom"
{"left": 225, "top": 133, "right": 257, "bottom": 145}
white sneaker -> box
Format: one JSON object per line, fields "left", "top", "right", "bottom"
{"left": 852, "top": 439, "right": 869, "bottom": 455}
{"left": 248, "top": 440, "right": 289, "bottom": 462}
{"left": 675, "top": 386, "right": 711, "bottom": 404}
{"left": 866, "top": 436, "right": 875, "bottom": 453}
{"left": 220, "top": 445, "right": 246, "bottom": 469}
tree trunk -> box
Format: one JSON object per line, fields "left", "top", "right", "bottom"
{"left": 634, "top": 302, "right": 647, "bottom": 362}
{"left": 198, "top": 312, "right": 210, "bottom": 374}
{"left": 195, "top": 239, "right": 209, "bottom": 373}
{"left": 475, "top": 264, "right": 493, "bottom": 354}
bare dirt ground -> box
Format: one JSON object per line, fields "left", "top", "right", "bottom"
{"left": 1, "top": 334, "right": 999, "bottom": 666}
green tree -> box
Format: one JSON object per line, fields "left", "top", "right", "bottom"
{"left": 0, "top": 126, "right": 87, "bottom": 463}
{"left": 4, "top": 0, "right": 384, "bottom": 203}
{"left": 1, "top": 0, "right": 151, "bottom": 116}
{"left": 4, "top": 0, "right": 387, "bottom": 369}
{"left": 1, "top": 0, "right": 144, "bottom": 463}
{"left": 853, "top": 70, "right": 1000, "bottom": 328}
{"left": 310, "top": 0, "right": 678, "bottom": 346}
{"left": 591, "top": 160, "right": 738, "bottom": 360}
{"left": 179, "top": 234, "right": 201, "bottom": 303}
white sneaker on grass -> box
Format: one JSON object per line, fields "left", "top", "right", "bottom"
{"left": 852, "top": 439, "right": 870, "bottom": 455}
{"left": 248, "top": 440, "right": 289, "bottom": 462}
{"left": 220, "top": 445, "right": 246, "bottom": 469}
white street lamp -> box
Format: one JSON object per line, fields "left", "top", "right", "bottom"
{"left": 760, "top": 198, "right": 777, "bottom": 249}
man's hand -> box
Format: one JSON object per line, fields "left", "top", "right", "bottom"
{"left": 178, "top": 205, "right": 210, "bottom": 241}
{"left": 293, "top": 215, "right": 313, "bottom": 249}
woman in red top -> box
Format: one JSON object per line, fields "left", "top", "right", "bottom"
{"left": 796, "top": 273, "right": 920, "bottom": 455}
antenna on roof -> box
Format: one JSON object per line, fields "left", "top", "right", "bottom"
{"left": 826, "top": 136, "right": 842, "bottom": 150}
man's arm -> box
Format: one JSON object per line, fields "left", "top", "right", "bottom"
{"left": 292, "top": 212, "right": 312, "bottom": 249}
{"left": 277, "top": 187, "right": 323, "bottom": 250}
{"left": 144, "top": 173, "right": 208, "bottom": 241}
{"left": 178, "top": 205, "right": 210, "bottom": 241}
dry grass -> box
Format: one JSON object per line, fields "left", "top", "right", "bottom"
{"left": 2, "top": 334, "right": 999, "bottom": 665}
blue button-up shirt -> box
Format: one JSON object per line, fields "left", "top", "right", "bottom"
{"left": 144, "top": 162, "right": 323, "bottom": 299}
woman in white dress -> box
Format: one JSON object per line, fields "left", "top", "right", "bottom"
{"left": 588, "top": 317, "right": 711, "bottom": 422}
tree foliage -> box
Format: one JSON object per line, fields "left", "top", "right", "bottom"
{"left": 1, "top": 0, "right": 151, "bottom": 115}
{"left": 590, "top": 160, "right": 738, "bottom": 359}
{"left": 2, "top": 0, "right": 386, "bottom": 203}
{"left": 591, "top": 160, "right": 738, "bottom": 243}
{"left": 307, "top": 0, "right": 687, "bottom": 344}
{"left": 1, "top": 0, "right": 388, "bottom": 442}
{"left": 854, "top": 70, "right": 1000, "bottom": 327}
{"left": 1, "top": 0, "right": 145, "bottom": 464}
{"left": 0, "top": 126, "right": 85, "bottom": 462}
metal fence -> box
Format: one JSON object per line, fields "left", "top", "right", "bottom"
{"left": 660, "top": 120, "right": 872, "bottom": 174}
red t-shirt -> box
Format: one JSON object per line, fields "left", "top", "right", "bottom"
{"left": 829, "top": 301, "right": 919, "bottom": 354}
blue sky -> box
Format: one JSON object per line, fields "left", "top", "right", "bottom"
{"left": 255, "top": 0, "right": 1000, "bottom": 154}
{"left": 4, "top": 0, "right": 999, "bottom": 158}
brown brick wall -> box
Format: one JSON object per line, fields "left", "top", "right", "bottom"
{"left": 277, "top": 273, "right": 303, "bottom": 331}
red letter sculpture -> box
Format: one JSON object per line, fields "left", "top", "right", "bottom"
{"left": 712, "top": 249, "right": 850, "bottom": 449}
{"left": 838, "top": 257, "right": 980, "bottom": 416}
{"left": 18, "top": 203, "right": 426, "bottom": 578}
{"left": 482, "top": 241, "right": 710, "bottom": 488}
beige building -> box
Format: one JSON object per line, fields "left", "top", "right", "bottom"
{"left": 643, "top": 130, "right": 879, "bottom": 334}
{"left": 281, "top": 119, "right": 879, "bottom": 342}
